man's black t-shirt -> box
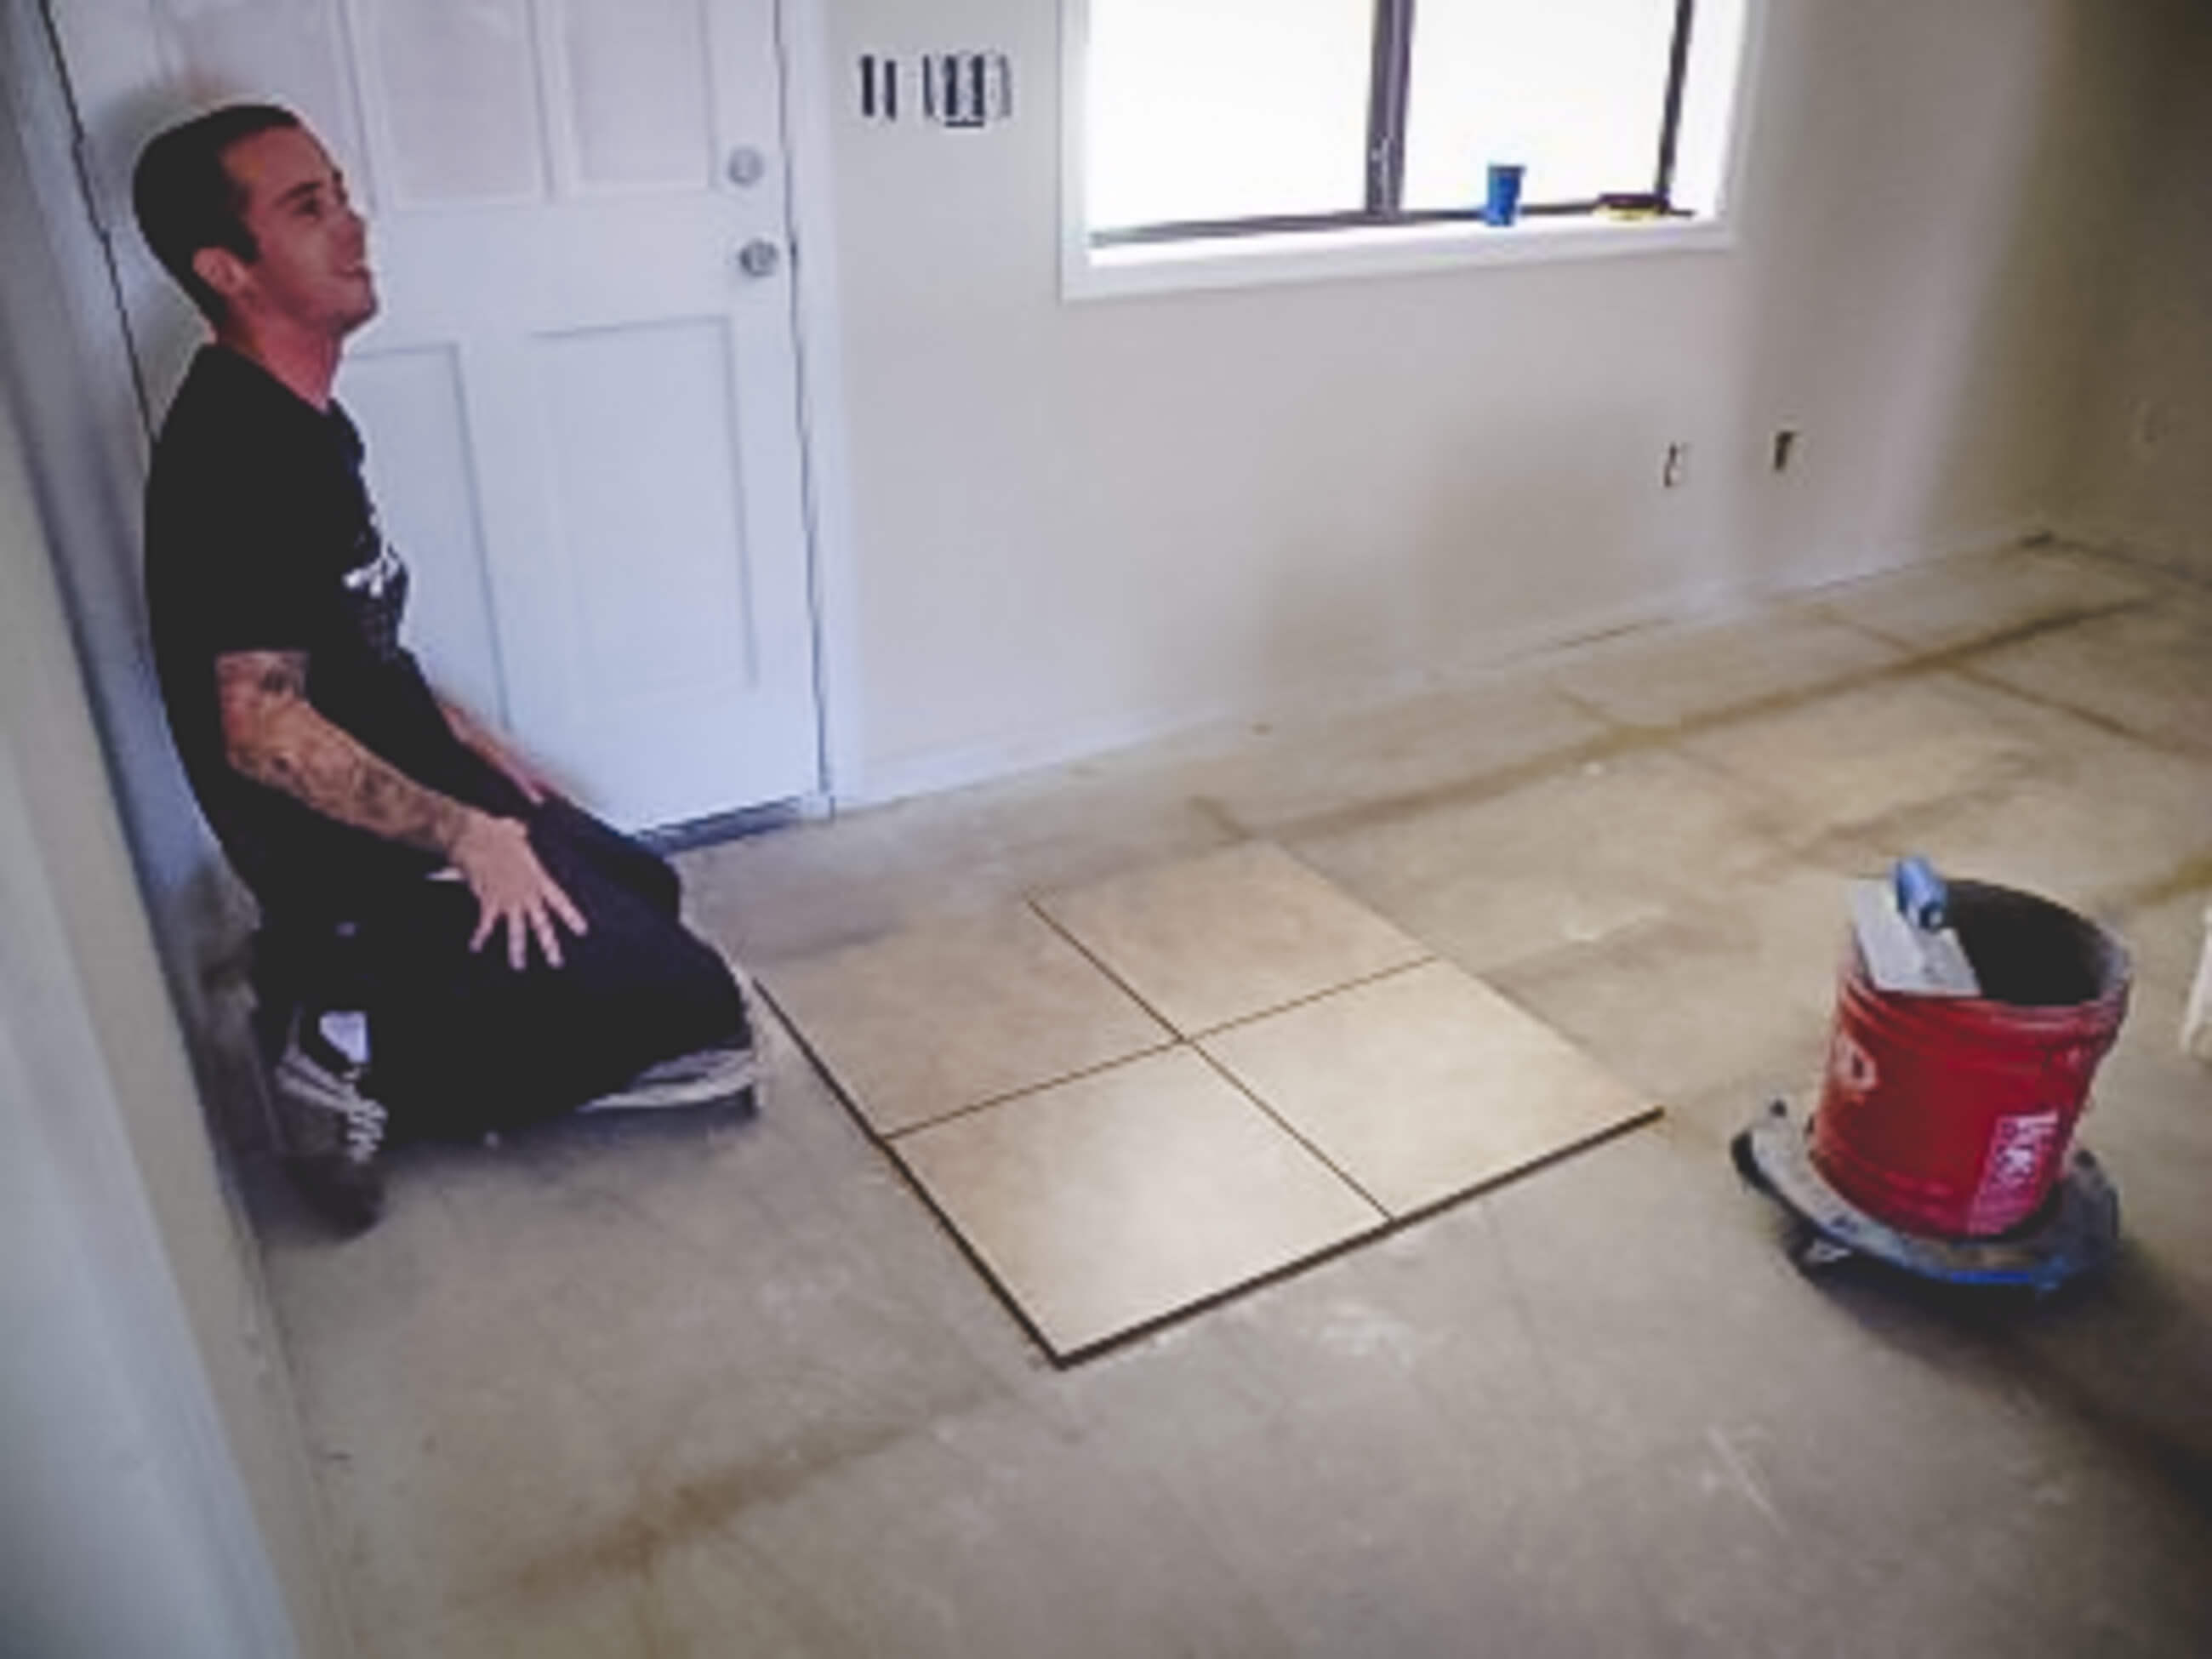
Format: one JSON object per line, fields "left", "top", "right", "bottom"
{"left": 145, "top": 345, "right": 486, "bottom": 923}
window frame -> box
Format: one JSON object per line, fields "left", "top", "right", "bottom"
{"left": 1061, "top": 0, "right": 1766, "bottom": 299}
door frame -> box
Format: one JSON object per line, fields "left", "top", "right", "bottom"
{"left": 772, "top": 0, "right": 862, "bottom": 809}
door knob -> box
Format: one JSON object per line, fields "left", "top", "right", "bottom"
{"left": 737, "top": 239, "right": 782, "bottom": 278}
{"left": 727, "top": 146, "right": 767, "bottom": 187}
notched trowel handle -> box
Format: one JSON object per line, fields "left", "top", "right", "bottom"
{"left": 1892, "top": 855, "right": 1948, "bottom": 932}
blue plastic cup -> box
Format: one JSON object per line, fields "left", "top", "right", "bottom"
{"left": 1484, "top": 162, "right": 1525, "bottom": 226}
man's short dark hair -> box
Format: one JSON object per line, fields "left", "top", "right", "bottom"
{"left": 132, "top": 103, "right": 302, "bottom": 322}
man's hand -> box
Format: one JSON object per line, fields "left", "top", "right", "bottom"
{"left": 448, "top": 811, "right": 589, "bottom": 970}
{"left": 216, "top": 653, "right": 589, "bottom": 970}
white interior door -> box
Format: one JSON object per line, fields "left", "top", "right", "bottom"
{"left": 48, "top": 0, "right": 821, "bottom": 831}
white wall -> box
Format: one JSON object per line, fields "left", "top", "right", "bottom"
{"left": 0, "top": 0, "right": 271, "bottom": 1152}
{"left": 818, "top": 0, "right": 2136, "bottom": 802}
{"left": 0, "top": 388, "right": 350, "bottom": 1654}
{"left": 2057, "top": 0, "right": 2212, "bottom": 575}
{"left": 0, "top": 22, "right": 351, "bottom": 1656}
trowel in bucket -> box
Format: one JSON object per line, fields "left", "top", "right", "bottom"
{"left": 1849, "top": 856, "right": 1980, "bottom": 998}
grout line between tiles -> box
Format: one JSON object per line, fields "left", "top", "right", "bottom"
{"left": 754, "top": 976, "right": 1092, "bottom": 1358}
{"left": 1047, "top": 1103, "right": 1666, "bottom": 1367}
{"left": 758, "top": 968, "right": 1183, "bottom": 1142}
{"left": 1179, "top": 954, "right": 1439, "bottom": 1042}
{"left": 1024, "top": 846, "right": 1439, "bottom": 1041}
{"left": 1184, "top": 1042, "right": 1392, "bottom": 1220}
{"left": 1023, "top": 892, "right": 1187, "bottom": 1035}
{"left": 881, "top": 1035, "right": 1184, "bottom": 1140}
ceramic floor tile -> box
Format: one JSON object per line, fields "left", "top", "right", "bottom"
{"left": 892, "top": 1046, "right": 1382, "bottom": 1358}
{"left": 1200, "top": 961, "right": 1658, "bottom": 1217}
{"left": 760, "top": 908, "right": 1172, "bottom": 1136}
{"left": 1035, "top": 841, "right": 1430, "bottom": 1035}
{"left": 1546, "top": 608, "right": 1905, "bottom": 730}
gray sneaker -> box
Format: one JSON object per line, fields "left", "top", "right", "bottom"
{"left": 578, "top": 1040, "right": 758, "bottom": 1114}
{"left": 272, "top": 1029, "right": 388, "bottom": 1233}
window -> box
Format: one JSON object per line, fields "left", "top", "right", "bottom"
{"left": 1067, "top": 0, "right": 1756, "bottom": 294}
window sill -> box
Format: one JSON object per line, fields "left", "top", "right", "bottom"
{"left": 1063, "top": 214, "right": 1734, "bottom": 301}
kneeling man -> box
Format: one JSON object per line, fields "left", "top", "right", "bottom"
{"left": 134, "top": 104, "right": 754, "bottom": 1227}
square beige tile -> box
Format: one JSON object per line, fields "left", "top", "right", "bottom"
{"left": 892, "top": 1047, "right": 1383, "bottom": 1358}
{"left": 1035, "top": 842, "right": 1430, "bottom": 1035}
{"left": 759, "top": 909, "right": 1172, "bottom": 1136}
{"left": 1201, "top": 961, "right": 1659, "bottom": 1217}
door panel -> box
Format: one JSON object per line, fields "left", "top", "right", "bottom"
{"left": 539, "top": 319, "right": 752, "bottom": 694}
{"left": 355, "top": 0, "right": 547, "bottom": 205}
{"left": 48, "top": 0, "right": 821, "bottom": 830}
{"left": 555, "top": 0, "right": 715, "bottom": 190}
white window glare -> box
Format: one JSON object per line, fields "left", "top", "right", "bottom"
{"left": 1086, "top": 0, "right": 1373, "bottom": 231}
{"left": 1672, "top": 0, "right": 1748, "bottom": 215}
{"left": 1402, "top": 0, "right": 1679, "bottom": 211}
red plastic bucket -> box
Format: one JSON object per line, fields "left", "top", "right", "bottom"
{"left": 1810, "top": 881, "right": 2130, "bottom": 1239}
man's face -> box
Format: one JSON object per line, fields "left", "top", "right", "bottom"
{"left": 208, "top": 125, "right": 377, "bottom": 337}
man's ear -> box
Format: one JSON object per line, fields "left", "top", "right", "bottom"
{"left": 191, "top": 245, "right": 252, "bottom": 307}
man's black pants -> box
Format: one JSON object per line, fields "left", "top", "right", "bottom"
{"left": 319, "top": 755, "right": 748, "bottom": 1138}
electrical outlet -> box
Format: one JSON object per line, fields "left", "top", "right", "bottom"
{"left": 1662, "top": 442, "right": 1690, "bottom": 489}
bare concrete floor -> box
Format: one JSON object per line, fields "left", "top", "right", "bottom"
{"left": 255, "top": 543, "right": 2212, "bottom": 1657}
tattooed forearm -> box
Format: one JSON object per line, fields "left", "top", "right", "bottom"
{"left": 216, "top": 651, "right": 474, "bottom": 855}
{"left": 250, "top": 728, "right": 470, "bottom": 854}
